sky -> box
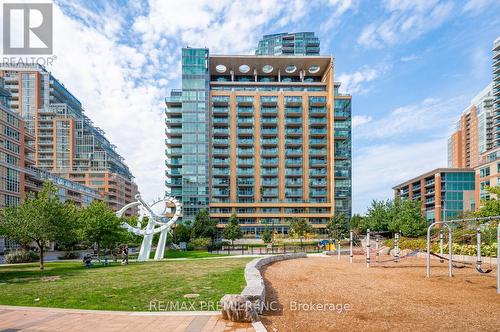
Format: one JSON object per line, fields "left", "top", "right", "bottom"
{"left": 5, "top": 0, "right": 499, "bottom": 214}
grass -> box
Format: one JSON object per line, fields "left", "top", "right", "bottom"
{"left": 127, "top": 250, "right": 229, "bottom": 260}
{"left": 0, "top": 257, "right": 252, "bottom": 311}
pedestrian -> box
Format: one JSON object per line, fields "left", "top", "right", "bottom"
{"left": 122, "top": 245, "right": 129, "bottom": 265}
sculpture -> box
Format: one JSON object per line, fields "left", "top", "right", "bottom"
{"left": 116, "top": 194, "right": 182, "bottom": 261}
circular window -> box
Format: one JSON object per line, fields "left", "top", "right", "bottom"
{"left": 239, "top": 64, "right": 250, "bottom": 73}
{"left": 262, "top": 65, "right": 273, "bottom": 73}
{"left": 285, "top": 65, "right": 297, "bottom": 74}
{"left": 308, "top": 65, "right": 320, "bottom": 74}
{"left": 215, "top": 64, "right": 227, "bottom": 73}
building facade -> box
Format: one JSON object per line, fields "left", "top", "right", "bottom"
{"left": 476, "top": 147, "right": 500, "bottom": 201}
{"left": 448, "top": 84, "right": 494, "bottom": 168}
{"left": 0, "top": 78, "right": 99, "bottom": 254}
{"left": 393, "top": 168, "right": 476, "bottom": 223}
{"left": 0, "top": 64, "right": 137, "bottom": 213}
{"left": 493, "top": 37, "right": 500, "bottom": 148}
{"left": 166, "top": 49, "right": 352, "bottom": 235}
{"left": 255, "top": 32, "right": 320, "bottom": 56}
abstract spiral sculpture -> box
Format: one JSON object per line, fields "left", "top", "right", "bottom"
{"left": 116, "top": 194, "right": 182, "bottom": 261}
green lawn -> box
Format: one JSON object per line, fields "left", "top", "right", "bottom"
{"left": 163, "top": 250, "right": 228, "bottom": 259}
{"left": 0, "top": 257, "right": 252, "bottom": 311}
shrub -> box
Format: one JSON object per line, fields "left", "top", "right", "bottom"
{"left": 58, "top": 251, "right": 80, "bottom": 260}
{"left": 5, "top": 250, "right": 40, "bottom": 264}
{"left": 189, "top": 237, "right": 211, "bottom": 249}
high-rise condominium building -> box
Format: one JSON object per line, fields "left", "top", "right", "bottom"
{"left": 393, "top": 168, "right": 476, "bottom": 223}
{"left": 448, "top": 84, "right": 494, "bottom": 168}
{"left": 166, "top": 48, "right": 352, "bottom": 235}
{"left": 255, "top": 32, "right": 320, "bottom": 56}
{"left": 493, "top": 37, "right": 500, "bottom": 147}
{"left": 0, "top": 64, "right": 137, "bottom": 214}
{"left": 0, "top": 77, "right": 99, "bottom": 253}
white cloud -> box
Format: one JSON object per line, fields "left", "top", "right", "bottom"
{"left": 354, "top": 97, "right": 464, "bottom": 140}
{"left": 352, "top": 115, "right": 372, "bottom": 128}
{"left": 357, "top": 1, "right": 454, "bottom": 48}
{"left": 462, "top": 0, "right": 493, "bottom": 14}
{"left": 400, "top": 54, "right": 419, "bottom": 62}
{"left": 319, "top": 0, "right": 358, "bottom": 33}
{"left": 353, "top": 139, "right": 447, "bottom": 213}
{"left": 336, "top": 65, "right": 388, "bottom": 94}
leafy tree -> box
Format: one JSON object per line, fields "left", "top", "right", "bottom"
{"left": 364, "top": 199, "right": 393, "bottom": 232}
{"left": 55, "top": 202, "right": 82, "bottom": 252}
{"left": 389, "top": 199, "right": 427, "bottom": 237}
{"left": 172, "top": 222, "right": 191, "bottom": 243}
{"left": 288, "top": 217, "right": 314, "bottom": 247}
{"left": 78, "top": 200, "right": 127, "bottom": 259}
{"left": 190, "top": 209, "right": 217, "bottom": 241}
{"left": 350, "top": 213, "right": 368, "bottom": 233}
{"left": 0, "top": 182, "right": 74, "bottom": 270}
{"left": 262, "top": 227, "right": 272, "bottom": 243}
{"left": 326, "top": 213, "right": 349, "bottom": 241}
{"left": 222, "top": 213, "right": 242, "bottom": 245}
{"left": 475, "top": 186, "right": 500, "bottom": 217}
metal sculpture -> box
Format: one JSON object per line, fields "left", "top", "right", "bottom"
{"left": 116, "top": 194, "right": 182, "bottom": 261}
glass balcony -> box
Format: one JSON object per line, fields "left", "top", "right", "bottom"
{"left": 335, "top": 130, "right": 349, "bottom": 138}
{"left": 286, "top": 138, "right": 302, "bottom": 145}
{"left": 238, "top": 138, "right": 254, "bottom": 145}
{"left": 309, "top": 158, "right": 327, "bottom": 165}
{"left": 237, "top": 106, "right": 254, "bottom": 114}
{"left": 237, "top": 178, "right": 254, "bottom": 185}
{"left": 285, "top": 128, "right": 302, "bottom": 135}
{"left": 213, "top": 117, "right": 229, "bottom": 126}
{"left": 213, "top": 128, "right": 229, "bottom": 136}
{"left": 212, "top": 96, "right": 230, "bottom": 106}
{"left": 261, "top": 107, "right": 278, "bottom": 115}
{"left": 285, "top": 190, "right": 303, "bottom": 197}
{"left": 212, "top": 106, "right": 229, "bottom": 115}
{"left": 261, "top": 168, "right": 279, "bottom": 176}
{"left": 213, "top": 178, "right": 230, "bottom": 186}
{"left": 285, "top": 148, "right": 302, "bottom": 156}
{"left": 213, "top": 168, "right": 230, "bottom": 175}
{"left": 309, "top": 117, "right": 326, "bottom": 125}
{"left": 310, "top": 128, "right": 327, "bottom": 135}
{"left": 213, "top": 138, "right": 229, "bottom": 145}
{"left": 165, "top": 138, "right": 182, "bottom": 145}
{"left": 213, "top": 148, "right": 229, "bottom": 155}
{"left": 238, "top": 128, "right": 254, "bottom": 135}
{"left": 286, "top": 158, "right": 302, "bottom": 166}
{"left": 261, "top": 138, "right": 278, "bottom": 146}
{"left": 261, "top": 117, "right": 278, "bottom": 125}
{"left": 310, "top": 148, "right": 326, "bottom": 155}
{"left": 261, "top": 179, "right": 279, "bottom": 186}
{"left": 213, "top": 189, "right": 230, "bottom": 196}
{"left": 286, "top": 179, "right": 302, "bottom": 186}
{"left": 261, "top": 148, "right": 278, "bottom": 155}
{"left": 310, "top": 180, "right": 327, "bottom": 186}
{"left": 237, "top": 189, "right": 254, "bottom": 196}
{"left": 261, "top": 128, "right": 278, "bottom": 135}
{"left": 262, "top": 189, "right": 279, "bottom": 197}
{"left": 237, "top": 117, "right": 254, "bottom": 124}
{"left": 309, "top": 96, "right": 326, "bottom": 106}
{"left": 310, "top": 138, "right": 327, "bottom": 145}
{"left": 236, "top": 96, "right": 254, "bottom": 104}
{"left": 284, "top": 96, "right": 302, "bottom": 107}
{"left": 238, "top": 158, "right": 254, "bottom": 166}
{"left": 237, "top": 148, "right": 254, "bottom": 156}
{"left": 237, "top": 168, "right": 254, "bottom": 176}
{"left": 285, "top": 169, "right": 302, "bottom": 176}
{"left": 261, "top": 157, "right": 279, "bottom": 166}
{"left": 260, "top": 96, "right": 278, "bottom": 107}
{"left": 310, "top": 169, "right": 327, "bottom": 176}
{"left": 213, "top": 157, "right": 230, "bottom": 165}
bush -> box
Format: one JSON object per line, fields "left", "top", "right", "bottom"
{"left": 58, "top": 251, "right": 80, "bottom": 260}
{"left": 383, "top": 237, "right": 427, "bottom": 251}
{"left": 5, "top": 250, "right": 40, "bottom": 264}
{"left": 189, "top": 237, "right": 211, "bottom": 249}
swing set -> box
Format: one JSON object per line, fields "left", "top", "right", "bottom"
{"left": 426, "top": 216, "right": 499, "bottom": 295}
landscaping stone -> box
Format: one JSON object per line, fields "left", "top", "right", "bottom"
{"left": 220, "top": 294, "right": 260, "bottom": 323}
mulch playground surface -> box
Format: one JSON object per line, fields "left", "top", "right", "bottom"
{"left": 260, "top": 255, "right": 499, "bottom": 332}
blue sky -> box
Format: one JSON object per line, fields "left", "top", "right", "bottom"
{"left": 22, "top": 0, "right": 500, "bottom": 213}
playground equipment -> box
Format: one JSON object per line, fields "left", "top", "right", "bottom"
{"left": 116, "top": 194, "right": 181, "bottom": 261}
{"left": 425, "top": 216, "right": 499, "bottom": 295}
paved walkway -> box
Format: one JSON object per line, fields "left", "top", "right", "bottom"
{"left": 0, "top": 306, "right": 255, "bottom": 332}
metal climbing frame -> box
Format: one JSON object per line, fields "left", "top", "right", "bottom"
{"left": 425, "top": 216, "right": 500, "bottom": 295}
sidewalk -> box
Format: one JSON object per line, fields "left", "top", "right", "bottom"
{"left": 0, "top": 305, "right": 255, "bottom": 332}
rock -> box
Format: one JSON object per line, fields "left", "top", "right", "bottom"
{"left": 379, "top": 247, "right": 390, "bottom": 255}
{"left": 220, "top": 294, "right": 260, "bottom": 323}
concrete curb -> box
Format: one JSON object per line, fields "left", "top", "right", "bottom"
{"left": 241, "top": 253, "right": 307, "bottom": 313}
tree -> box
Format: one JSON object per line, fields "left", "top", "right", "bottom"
{"left": 390, "top": 199, "right": 427, "bottom": 237}
{"left": 350, "top": 214, "right": 368, "bottom": 233}
{"left": 78, "top": 200, "right": 127, "bottom": 259}
{"left": 172, "top": 222, "right": 191, "bottom": 243}
{"left": 364, "top": 200, "right": 393, "bottom": 232}
{"left": 223, "top": 213, "right": 242, "bottom": 245}
{"left": 0, "top": 182, "right": 74, "bottom": 270}
{"left": 191, "top": 209, "right": 217, "bottom": 241}
{"left": 326, "top": 213, "right": 349, "bottom": 241}
{"left": 475, "top": 186, "right": 500, "bottom": 217}
{"left": 262, "top": 227, "right": 272, "bottom": 243}
{"left": 288, "top": 217, "right": 314, "bottom": 247}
